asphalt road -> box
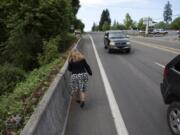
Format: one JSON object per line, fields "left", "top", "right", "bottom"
{"left": 65, "top": 33, "right": 180, "bottom": 135}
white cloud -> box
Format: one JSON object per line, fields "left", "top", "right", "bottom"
{"left": 80, "top": 0, "right": 102, "bottom": 5}
{"left": 80, "top": 0, "right": 149, "bottom": 6}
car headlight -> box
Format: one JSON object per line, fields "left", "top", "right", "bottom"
{"left": 110, "top": 41, "right": 115, "bottom": 46}
{"left": 126, "top": 42, "right": 130, "bottom": 45}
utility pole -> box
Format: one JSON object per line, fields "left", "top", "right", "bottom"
{"left": 145, "top": 17, "right": 149, "bottom": 36}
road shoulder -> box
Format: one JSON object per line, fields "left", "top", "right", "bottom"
{"left": 65, "top": 35, "right": 117, "bottom": 135}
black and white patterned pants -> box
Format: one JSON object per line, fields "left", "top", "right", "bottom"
{"left": 70, "top": 73, "right": 88, "bottom": 92}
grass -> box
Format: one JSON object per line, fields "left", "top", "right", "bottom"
{"left": 0, "top": 53, "right": 68, "bottom": 135}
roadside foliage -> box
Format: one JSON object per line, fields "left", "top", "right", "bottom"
{"left": 0, "top": 0, "right": 83, "bottom": 134}
{"left": 171, "top": 17, "right": 180, "bottom": 30}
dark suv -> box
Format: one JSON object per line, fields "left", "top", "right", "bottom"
{"left": 104, "top": 31, "right": 131, "bottom": 53}
{"left": 161, "top": 55, "right": 180, "bottom": 135}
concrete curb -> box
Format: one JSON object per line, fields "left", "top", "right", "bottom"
{"left": 21, "top": 38, "right": 81, "bottom": 135}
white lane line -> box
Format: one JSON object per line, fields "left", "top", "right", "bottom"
{"left": 89, "top": 35, "right": 129, "bottom": 135}
{"left": 155, "top": 62, "right": 165, "bottom": 69}
{"left": 75, "top": 38, "right": 81, "bottom": 48}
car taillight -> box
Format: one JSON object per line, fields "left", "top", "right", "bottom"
{"left": 163, "top": 67, "right": 169, "bottom": 78}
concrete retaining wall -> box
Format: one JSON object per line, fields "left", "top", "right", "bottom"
{"left": 21, "top": 61, "right": 72, "bottom": 135}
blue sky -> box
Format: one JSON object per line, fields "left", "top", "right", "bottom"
{"left": 77, "top": 0, "right": 180, "bottom": 31}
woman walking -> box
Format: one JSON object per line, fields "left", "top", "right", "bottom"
{"left": 68, "top": 49, "right": 92, "bottom": 108}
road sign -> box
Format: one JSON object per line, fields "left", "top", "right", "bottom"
{"left": 143, "top": 17, "right": 152, "bottom": 24}
{"left": 143, "top": 17, "right": 156, "bottom": 26}
{"left": 70, "top": 25, "right": 74, "bottom": 30}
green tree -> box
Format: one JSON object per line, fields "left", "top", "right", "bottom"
{"left": 0, "top": 0, "right": 79, "bottom": 70}
{"left": 94, "top": 24, "right": 99, "bottom": 31}
{"left": 111, "top": 20, "right": 118, "bottom": 30}
{"left": 163, "top": 1, "right": 172, "bottom": 24}
{"left": 171, "top": 17, "right": 180, "bottom": 30}
{"left": 137, "top": 18, "right": 146, "bottom": 30}
{"left": 124, "top": 13, "right": 133, "bottom": 29}
{"left": 99, "top": 9, "right": 111, "bottom": 31}
{"left": 70, "top": 0, "right": 80, "bottom": 15}
{"left": 155, "top": 21, "right": 166, "bottom": 29}
{"left": 0, "top": 22, "right": 8, "bottom": 44}
{"left": 74, "top": 19, "right": 85, "bottom": 32}
{"left": 116, "top": 24, "right": 126, "bottom": 30}
{"left": 111, "top": 20, "right": 126, "bottom": 30}
{"left": 69, "top": 0, "right": 83, "bottom": 31}
{"left": 102, "top": 22, "right": 110, "bottom": 31}
{"left": 132, "top": 21, "right": 137, "bottom": 29}
{"left": 92, "top": 22, "right": 97, "bottom": 31}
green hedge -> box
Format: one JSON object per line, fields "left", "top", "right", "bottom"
{"left": 0, "top": 64, "right": 26, "bottom": 96}
{"left": 0, "top": 57, "right": 66, "bottom": 132}
{"left": 38, "top": 34, "right": 76, "bottom": 66}
{"left": 58, "top": 33, "right": 77, "bottom": 52}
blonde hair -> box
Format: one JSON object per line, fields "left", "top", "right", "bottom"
{"left": 69, "top": 49, "right": 85, "bottom": 62}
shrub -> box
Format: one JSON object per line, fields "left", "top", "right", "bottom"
{"left": 38, "top": 33, "right": 76, "bottom": 66}
{"left": 4, "top": 30, "right": 43, "bottom": 71}
{"left": 38, "top": 37, "right": 59, "bottom": 65}
{"left": 0, "top": 64, "right": 26, "bottom": 96}
{"left": 58, "top": 33, "right": 76, "bottom": 52}
{"left": 0, "top": 57, "right": 66, "bottom": 131}
{"left": 171, "top": 17, "right": 180, "bottom": 30}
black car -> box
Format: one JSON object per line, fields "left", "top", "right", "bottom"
{"left": 160, "top": 55, "right": 180, "bottom": 135}
{"left": 104, "top": 31, "right": 131, "bottom": 53}
{"left": 177, "top": 30, "right": 180, "bottom": 39}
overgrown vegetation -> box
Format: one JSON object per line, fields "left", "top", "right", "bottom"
{"left": 0, "top": 65, "right": 26, "bottom": 96}
{"left": 0, "top": 0, "right": 83, "bottom": 70}
{"left": 171, "top": 17, "right": 180, "bottom": 30}
{"left": 0, "top": 0, "right": 83, "bottom": 134}
{"left": 0, "top": 57, "right": 67, "bottom": 134}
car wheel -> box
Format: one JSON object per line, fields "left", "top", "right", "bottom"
{"left": 108, "top": 48, "right": 112, "bottom": 53}
{"left": 167, "top": 102, "right": 180, "bottom": 135}
{"left": 126, "top": 49, "right": 131, "bottom": 53}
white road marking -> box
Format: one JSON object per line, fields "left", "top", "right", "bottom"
{"left": 89, "top": 35, "right": 129, "bottom": 135}
{"left": 155, "top": 62, "right": 165, "bottom": 69}
{"left": 73, "top": 38, "right": 81, "bottom": 49}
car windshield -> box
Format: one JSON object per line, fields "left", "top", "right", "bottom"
{"left": 109, "top": 32, "right": 127, "bottom": 39}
